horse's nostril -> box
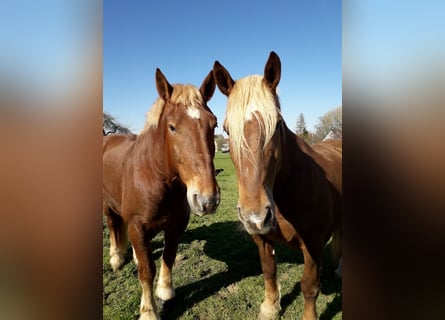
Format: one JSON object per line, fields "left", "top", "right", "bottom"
{"left": 194, "top": 194, "right": 219, "bottom": 214}
{"left": 264, "top": 206, "right": 273, "bottom": 225}
{"left": 193, "top": 193, "right": 199, "bottom": 208}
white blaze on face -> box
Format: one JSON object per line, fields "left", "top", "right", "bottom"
{"left": 245, "top": 103, "right": 259, "bottom": 121}
{"left": 186, "top": 107, "right": 201, "bottom": 119}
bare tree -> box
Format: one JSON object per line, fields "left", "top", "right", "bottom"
{"left": 313, "top": 106, "right": 342, "bottom": 142}
{"left": 103, "top": 112, "right": 131, "bottom": 135}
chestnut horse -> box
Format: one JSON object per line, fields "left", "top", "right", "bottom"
{"left": 103, "top": 68, "right": 220, "bottom": 320}
{"left": 213, "top": 52, "right": 342, "bottom": 320}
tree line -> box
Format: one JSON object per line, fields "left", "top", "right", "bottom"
{"left": 103, "top": 106, "right": 342, "bottom": 147}
{"left": 295, "top": 106, "right": 342, "bottom": 144}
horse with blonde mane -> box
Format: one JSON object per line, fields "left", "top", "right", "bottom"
{"left": 103, "top": 68, "right": 220, "bottom": 320}
{"left": 213, "top": 52, "right": 342, "bottom": 320}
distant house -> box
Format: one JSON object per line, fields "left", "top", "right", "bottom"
{"left": 322, "top": 130, "right": 336, "bottom": 141}
{"left": 215, "top": 137, "right": 230, "bottom": 153}
{"left": 221, "top": 142, "right": 230, "bottom": 153}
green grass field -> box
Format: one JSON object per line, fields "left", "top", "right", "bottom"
{"left": 103, "top": 152, "right": 342, "bottom": 319}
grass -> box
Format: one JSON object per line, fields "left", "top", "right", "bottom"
{"left": 103, "top": 152, "right": 342, "bottom": 319}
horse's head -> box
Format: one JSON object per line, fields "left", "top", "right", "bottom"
{"left": 148, "top": 68, "right": 220, "bottom": 215}
{"left": 213, "top": 52, "right": 283, "bottom": 234}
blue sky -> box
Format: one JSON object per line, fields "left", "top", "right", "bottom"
{"left": 344, "top": 0, "right": 445, "bottom": 94}
{"left": 104, "top": 0, "right": 342, "bottom": 135}
{"left": 1, "top": 0, "right": 442, "bottom": 136}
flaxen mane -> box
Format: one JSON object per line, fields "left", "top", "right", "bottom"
{"left": 224, "top": 75, "right": 282, "bottom": 166}
{"left": 140, "top": 84, "right": 204, "bottom": 133}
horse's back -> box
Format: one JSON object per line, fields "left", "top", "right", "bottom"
{"left": 313, "top": 139, "right": 342, "bottom": 154}
{"left": 310, "top": 139, "right": 342, "bottom": 194}
{"left": 103, "top": 134, "right": 137, "bottom": 164}
{"left": 103, "top": 134, "right": 136, "bottom": 173}
{"left": 103, "top": 133, "right": 136, "bottom": 153}
{"left": 103, "top": 134, "right": 137, "bottom": 214}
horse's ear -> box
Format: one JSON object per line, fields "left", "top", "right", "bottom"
{"left": 200, "top": 70, "right": 216, "bottom": 102}
{"left": 213, "top": 61, "right": 235, "bottom": 96}
{"left": 155, "top": 68, "right": 173, "bottom": 101}
{"left": 264, "top": 51, "right": 281, "bottom": 90}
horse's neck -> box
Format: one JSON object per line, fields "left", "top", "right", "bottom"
{"left": 133, "top": 129, "right": 176, "bottom": 182}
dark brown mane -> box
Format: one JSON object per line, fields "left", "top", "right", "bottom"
{"left": 291, "top": 134, "right": 343, "bottom": 194}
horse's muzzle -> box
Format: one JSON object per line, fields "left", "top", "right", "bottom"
{"left": 238, "top": 204, "right": 276, "bottom": 235}
{"left": 190, "top": 191, "right": 220, "bottom": 216}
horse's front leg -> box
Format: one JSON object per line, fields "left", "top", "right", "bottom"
{"left": 253, "top": 235, "right": 280, "bottom": 320}
{"left": 300, "top": 243, "right": 321, "bottom": 320}
{"left": 156, "top": 209, "right": 189, "bottom": 302}
{"left": 128, "top": 222, "right": 159, "bottom": 320}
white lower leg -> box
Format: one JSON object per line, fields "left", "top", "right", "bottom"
{"left": 132, "top": 246, "right": 139, "bottom": 266}
{"left": 109, "top": 237, "right": 124, "bottom": 271}
{"left": 155, "top": 260, "right": 175, "bottom": 301}
{"left": 139, "top": 282, "right": 159, "bottom": 320}
{"left": 259, "top": 282, "right": 281, "bottom": 320}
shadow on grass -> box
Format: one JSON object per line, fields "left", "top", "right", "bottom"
{"left": 280, "top": 275, "right": 342, "bottom": 319}
{"left": 319, "top": 243, "right": 343, "bottom": 319}
{"left": 319, "top": 292, "right": 342, "bottom": 320}
{"left": 160, "top": 221, "right": 342, "bottom": 320}
{"left": 160, "top": 221, "right": 261, "bottom": 319}
{"left": 280, "top": 243, "right": 342, "bottom": 319}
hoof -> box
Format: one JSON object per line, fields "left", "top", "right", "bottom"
{"left": 258, "top": 301, "right": 280, "bottom": 320}
{"left": 258, "top": 311, "right": 279, "bottom": 320}
{"left": 155, "top": 285, "right": 176, "bottom": 301}
{"left": 157, "top": 296, "right": 176, "bottom": 315}
{"left": 139, "top": 310, "right": 159, "bottom": 320}
{"left": 156, "top": 298, "right": 177, "bottom": 319}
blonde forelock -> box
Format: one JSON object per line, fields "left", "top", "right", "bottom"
{"left": 140, "top": 84, "right": 204, "bottom": 134}
{"left": 224, "top": 75, "right": 281, "bottom": 166}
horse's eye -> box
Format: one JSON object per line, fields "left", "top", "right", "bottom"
{"left": 168, "top": 124, "right": 176, "bottom": 132}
